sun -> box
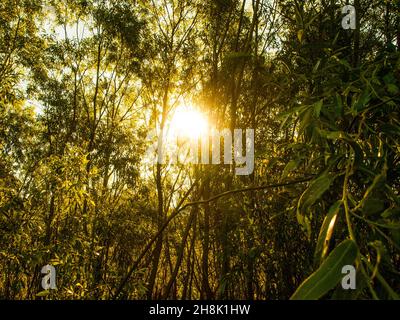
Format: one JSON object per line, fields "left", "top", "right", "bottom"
{"left": 168, "top": 105, "right": 208, "bottom": 140}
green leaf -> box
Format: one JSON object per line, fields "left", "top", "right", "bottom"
{"left": 354, "top": 90, "right": 371, "bottom": 111}
{"left": 291, "top": 240, "right": 358, "bottom": 300}
{"left": 358, "top": 164, "right": 387, "bottom": 210}
{"left": 381, "top": 123, "right": 400, "bottom": 137}
{"left": 297, "top": 29, "right": 304, "bottom": 43}
{"left": 381, "top": 207, "right": 400, "bottom": 219}
{"left": 338, "top": 59, "right": 351, "bottom": 70}
{"left": 281, "top": 159, "right": 300, "bottom": 180}
{"left": 36, "top": 290, "right": 50, "bottom": 297}
{"left": 314, "top": 201, "right": 342, "bottom": 266}
{"left": 383, "top": 73, "right": 396, "bottom": 85}
{"left": 314, "top": 100, "right": 323, "bottom": 117}
{"left": 342, "top": 135, "right": 363, "bottom": 167}
{"left": 312, "top": 59, "right": 321, "bottom": 74}
{"left": 387, "top": 83, "right": 399, "bottom": 95}
{"left": 324, "top": 131, "right": 343, "bottom": 140}
{"left": 335, "top": 94, "right": 343, "bottom": 117}
{"left": 298, "top": 107, "right": 313, "bottom": 134}
{"left": 297, "top": 173, "right": 334, "bottom": 239}
{"left": 363, "top": 198, "right": 385, "bottom": 216}
{"left": 298, "top": 173, "right": 333, "bottom": 213}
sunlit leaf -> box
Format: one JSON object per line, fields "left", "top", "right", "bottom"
{"left": 291, "top": 240, "right": 358, "bottom": 300}
{"left": 314, "top": 200, "right": 342, "bottom": 266}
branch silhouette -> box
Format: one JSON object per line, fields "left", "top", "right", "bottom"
{"left": 112, "top": 177, "right": 313, "bottom": 299}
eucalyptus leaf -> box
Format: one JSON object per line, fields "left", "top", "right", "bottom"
{"left": 291, "top": 240, "right": 358, "bottom": 300}
{"left": 314, "top": 200, "right": 342, "bottom": 266}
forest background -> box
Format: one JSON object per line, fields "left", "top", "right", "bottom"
{"left": 0, "top": 0, "right": 399, "bottom": 300}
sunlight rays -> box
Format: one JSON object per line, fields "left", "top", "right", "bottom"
{"left": 168, "top": 104, "right": 209, "bottom": 140}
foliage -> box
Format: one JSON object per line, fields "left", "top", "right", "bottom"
{"left": 0, "top": 0, "right": 399, "bottom": 300}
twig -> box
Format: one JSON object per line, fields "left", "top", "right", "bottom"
{"left": 111, "top": 177, "right": 312, "bottom": 299}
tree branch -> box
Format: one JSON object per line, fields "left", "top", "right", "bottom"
{"left": 111, "top": 177, "right": 312, "bottom": 299}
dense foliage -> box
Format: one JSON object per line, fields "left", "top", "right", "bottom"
{"left": 0, "top": 0, "right": 399, "bottom": 300}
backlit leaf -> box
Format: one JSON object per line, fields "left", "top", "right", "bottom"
{"left": 291, "top": 240, "right": 358, "bottom": 300}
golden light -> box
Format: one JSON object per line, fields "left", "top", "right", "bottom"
{"left": 168, "top": 105, "right": 209, "bottom": 140}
